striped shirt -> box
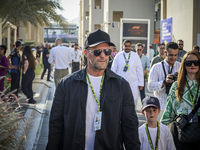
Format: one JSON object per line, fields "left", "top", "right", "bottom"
{"left": 161, "top": 77, "right": 200, "bottom": 125}
{"left": 148, "top": 60, "right": 181, "bottom": 111}
{"left": 150, "top": 55, "right": 164, "bottom": 69}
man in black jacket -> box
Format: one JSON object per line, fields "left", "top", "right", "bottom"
{"left": 41, "top": 43, "right": 51, "bottom": 81}
{"left": 46, "top": 29, "right": 140, "bottom": 150}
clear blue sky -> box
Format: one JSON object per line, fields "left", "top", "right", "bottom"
{"left": 57, "top": 0, "right": 80, "bottom": 20}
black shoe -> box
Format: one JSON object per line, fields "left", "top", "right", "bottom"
{"left": 28, "top": 99, "right": 36, "bottom": 104}
{"left": 47, "top": 79, "right": 52, "bottom": 82}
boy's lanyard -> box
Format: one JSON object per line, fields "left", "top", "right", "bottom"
{"left": 145, "top": 122, "right": 160, "bottom": 150}
{"left": 123, "top": 52, "right": 130, "bottom": 65}
{"left": 86, "top": 69, "right": 105, "bottom": 112}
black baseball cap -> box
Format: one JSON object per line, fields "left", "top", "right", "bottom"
{"left": 85, "top": 29, "right": 115, "bottom": 49}
{"left": 141, "top": 97, "right": 160, "bottom": 113}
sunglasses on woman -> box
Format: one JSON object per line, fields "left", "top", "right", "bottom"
{"left": 184, "top": 60, "right": 200, "bottom": 66}
{"left": 88, "top": 49, "right": 112, "bottom": 56}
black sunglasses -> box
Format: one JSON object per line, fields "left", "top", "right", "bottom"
{"left": 185, "top": 60, "right": 200, "bottom": 66}
{"left": 137, "top": 49, "right": 142, "bottom": 51}
{"left": 88, "top": 49, "right": 112, "bottom": 56}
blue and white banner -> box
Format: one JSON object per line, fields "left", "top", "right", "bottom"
{"left": 161, "top": 17, "right": 172, "bottom": 44}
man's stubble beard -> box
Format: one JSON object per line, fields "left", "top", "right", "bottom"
{"left": 178, "top": 47, "right": 183, "bottom": 50}
{"left": 88, "top": 53, "right": 108, "bottom": 71}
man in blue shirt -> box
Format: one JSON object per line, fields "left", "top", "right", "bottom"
{"left": 136, "top": 43, "right": 150, "bottom": 101}
{"left": 7, "top": 41, "right": 22, "bottom": 97}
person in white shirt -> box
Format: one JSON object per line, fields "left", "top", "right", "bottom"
{"left": 136, "top": 43, "right": 150, "bottom": 101}
{"left": 111, "top": 40, "right": 144, "bottom": 108}
{"left": 71, "top": 43, "right": 82, "bottom": 73}
{"left": 139, "top": 96, "right": 176, "bottom": 150}
{"left": 48, "top": 38, "right": 72, "bottom": 87}
{"left": 148, "top": 45, "right": 155, "bottom": 62}
{"left": 148, "top": 42, "right": 181, "bottom": 114}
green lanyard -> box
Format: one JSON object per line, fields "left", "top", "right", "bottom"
{"left": 159, "top": 55, "right": 163, "bottom": 61}
{"left": 145, "top": 122, "right": 160, "bottom": 150}
{"left": 123, "top": 52, "right": 130, "bottom": 65}
{"left": 109, "top": 55, "right": 114, "bottom": 60}
{"left": 86, "top": 69, "right": 105, "bottom": 112}
{"left": 186, "top": 81, "right": 199, "bottom": 107}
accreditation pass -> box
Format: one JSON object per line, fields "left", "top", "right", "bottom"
{"left": 94, "top": 111, "right": 102, "bottom": 131}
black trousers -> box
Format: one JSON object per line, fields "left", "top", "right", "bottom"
{"left": 140, "top": 76, "right": 146, "bottom": 101}
{"left": 41, "top": 63, "right": 51, "bottom": 80}
{"left": 72, "top": 62, "right": 80, "bottom": 73}
{"left": 11, "top": 70, "right": 20, "bottom": 96}
{"left": 21, "top": 70, "right": 35, "bottom": 100}
{"left": 170, "top": 121, "right": 200, "bottom": 150}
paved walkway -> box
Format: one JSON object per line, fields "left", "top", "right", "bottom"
{"left": 19, "top": 68, "right": 154, "bottom": 149}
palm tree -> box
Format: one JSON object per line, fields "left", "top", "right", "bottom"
{"left": 0, "top": 0, "right": 68, "bottom": 39}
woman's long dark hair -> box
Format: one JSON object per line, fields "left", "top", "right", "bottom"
{"left": 175, "top": 50, "right": 200, "bottom": 102}
{"left": 22, "top": 46, "right": 36, "bottom": 71}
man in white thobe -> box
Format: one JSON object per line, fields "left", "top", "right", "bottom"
{"left": 111, "top": 40, "right": 144, "bottom": 108}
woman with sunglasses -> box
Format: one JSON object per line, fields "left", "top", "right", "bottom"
{"left": 0, "top": 45, "right": 9, "bottom": 95}
{"left": 21, "top": 46, "right": 38, "bottom": 104}
{"left": 161, "top": 50, "right": 200, "bottom": 149}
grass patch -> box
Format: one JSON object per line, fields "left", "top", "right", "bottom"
{"left": 35, "top": 59, "right": 43, "bottom": 76}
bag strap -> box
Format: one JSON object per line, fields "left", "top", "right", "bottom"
{"left": 187, "top": 94, "right": 200, "bottom": 121}
{"left": 161, "top": 61, "right": 167, "bottom": 78}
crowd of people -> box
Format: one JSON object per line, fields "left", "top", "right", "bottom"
{"left": 0, "top": 39, "right": 83, "bottom": 103}
{"left": 0, "top": 29, "right": 200, "bottom": 150}
{"left": 0, "top": 41, "right": 39, "bottom": 103}
{"left": 45, "top": 29, "right": 200, "bottom": 150}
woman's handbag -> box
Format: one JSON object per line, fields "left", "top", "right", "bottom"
{"left": 174, "top": 96, "right": 200, "bottom": 143}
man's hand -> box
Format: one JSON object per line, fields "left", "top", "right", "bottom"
{"left": 161, "top": 74, "right": 173, "bottom": 88}
{"left": 11, "top": 65, "right": 17, "bottom": 69}
{"left": 138, "top": 86, "right": 143, "bottom": 91}
{"left": 143, "top": 70, "right": 149, "bottom": 76}
{"left": 165, "top": 74, "right": 174, "bottom": 84}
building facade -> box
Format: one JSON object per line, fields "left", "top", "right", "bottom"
{"left": 161, "top": 0, "right": 200, "bottom": 51}
{"left": 44, "top": 23, "right": 78, "bottom": 46}
{"left": 79, "top": 0, "right": 155, "bottom": 53}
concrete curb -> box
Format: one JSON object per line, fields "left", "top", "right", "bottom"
{"left": 23, "top": 80, "right": 51, "bottom": 150}
{"left": 16, "top": 79, "right": 51, "bottom": 149}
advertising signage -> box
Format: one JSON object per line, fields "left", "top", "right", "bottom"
{"left": 120, "top": 19, "right": 150, "bottom": 55}
{"left": 123, "top": 23, "right": 148, "bottom": 37}
{"left": 122, "top": 39, "right": 147, "bottom": 52}
{"left": 161, "top": 17, "right": 172, "bottom": 43}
